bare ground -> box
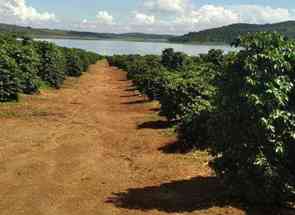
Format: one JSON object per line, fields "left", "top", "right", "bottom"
{"left": 0, "top": 61, "right": 293, "bottom": 215}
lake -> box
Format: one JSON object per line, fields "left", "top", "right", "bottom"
{"left": 40, "top": 38, "right": 238, "bottom": 56}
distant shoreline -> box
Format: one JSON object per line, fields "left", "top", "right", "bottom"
{"left": 3, "top": 20, "right": 295, "bottom": 46}
{"left": 35, "top": 36, "right": 229, "bottom": 46}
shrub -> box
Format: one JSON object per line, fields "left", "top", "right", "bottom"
{"left": 161, "top": 48, "right": 189, "bottom": 70}
{"left": 9, "top": 42, "right": 41, "bottom": 94}
{"left": 0, "top": 48, "right": 19, "bottom": 102}
{"left": 76, "top": 49, "right": 90, "bottom": 71}
{"left": 63, "top": 48, "right": 101, "bottom": 76}
{"left": 108, "top": 55, "right": 142, "bottom": 72}
{"left": 127, "top": 55, "right": 163, "bottom": 98}
{"left": 35, "top": 42, "right": 66, "bottom": 89}
{"left": 0, "top": 35, "right": 101, "bottom": 103}
{"left": 158, "top": 64, "right": 216, "bottom": 121}
{"left": 177, "top": 52, "right": 232, "bottom": 149}
{"left": 63, "top": 48, "right": 84, "bottom": 77}
{"left": 208, "top": 32, "right": 295, "bottom": 204}
{"left": 108, "top": 34, "right": 295, "bottom": 206}
{"left": 200, "top": 49, "right": 224, "bottom": 66}
{"left": 178, "top": 111, "right": 211, "bottom": 150}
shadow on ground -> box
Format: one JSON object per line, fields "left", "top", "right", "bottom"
{"left": 106, "top": 176, "right": 229, "bottom": 213}
{"left": 125, "top": 88, "right": 137, "bottom": 92}
{"left": 137, "top": 120, "right": 173, "bottom": 130}
{"left": 106, "top": 176, "right": 294, "bottom": 215}
{"left": 120, "top": 94, "right": 141, "bottom": 98}
{"left": 137, "top": 120, "right": 189, "bottom": 153}
{"left": 121, "top": 100, "right": 149, "bottom": 105}
{"left": 158, "top": 140, "right": 191, "bottom": 154}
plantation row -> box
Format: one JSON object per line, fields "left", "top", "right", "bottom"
{"left": 0, "top": 35, "right": 102, "bottom": 102}
{"left": 108, "top": 32, "right": 295, "bottom": 205}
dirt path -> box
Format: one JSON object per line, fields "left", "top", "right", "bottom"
{"left": 0, "top": 61, "right": 291, "bottom": 215}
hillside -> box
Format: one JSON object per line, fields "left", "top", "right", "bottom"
{"left": 169, "top": 21, "right": 295, "bottom": 44}
{"left": 0, "top": 23, "right": 174, "bottom": 41}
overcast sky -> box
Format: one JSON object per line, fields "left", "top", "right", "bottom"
{"left": 1, "top": 0, "right": 295, "bottom": 34}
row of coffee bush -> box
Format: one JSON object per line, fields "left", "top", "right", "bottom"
{"left": 0, "top": 35, "right": 102, "bottom": 102}
{"left": 108, "top": 32, "right": 295, "bottom": 205}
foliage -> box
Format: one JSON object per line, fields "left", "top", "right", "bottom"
{"left": 7, "top": 40, "right": 41, "bottom": 94}
{"left": 108, "top": 55, "right": 142, "bottom": 72}
{"left": 0, "top": 34, "right": 101, "bottom": 102}
{"left": 208, "top": 32, "right": 295, "bottom": 204}
{"left": 108, "top": 51, "right": 218, "bottom": 148}
{"left": 0, "top": 48, "right": 19, "bottom": 102}
{"left": 34, "top": 41, "right": 66, "bottom": 89}
{"left": 108, "top": 33, "right": 295, "bottom": 205}
{"left": 62, "top": 48, "right": 84, "bottom": 77}
{"left": 158, "top": 65, "right": 216, "bottom": 121}
{"left": 200, "top": 49, "right": 224, "bottom": 67}
{"left": 63, "top": 48, "right": 101, "bottom": 77}
{"left": 125, "top": 55, "right": 163, "bottom": 99}
{"left": 161, "top": 48, "right": 189, "bottom": 70}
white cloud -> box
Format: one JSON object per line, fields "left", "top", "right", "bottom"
{"left": 78, "top": 19, "right": 98, "bottom": 29}
{"left": 133, "top": 12, "right": 155, "bottom": 25}
{"left": 176, "top": 5, "right": 240, "bottom": 28}
{"left": 143, "top": 0, "right": 188, "bottom": 13}
{"left": 0, "top": 0, "right": 56, "bottom": 23}
{"left": 232, "top": 5, "right": 294, "bottom": 24}
{"left": 169, "top": 4, "right": 295, "bottom": 33}
{"left": 67, "top": 3, "right": 295, "bottom": 35}
{"left": 125, "top": 3, "right": 295, "bottom": 34}
{"left": 96, "top": 11, "right": 114, "bottom": 25}
{"left": 77, "top": 4, "right": 295, "bottom": 34}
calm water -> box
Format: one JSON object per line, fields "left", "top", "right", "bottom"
{"left": 40, "top": 38, "right": 238, "bottom": 56}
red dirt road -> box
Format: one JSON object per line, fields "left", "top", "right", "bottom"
{"left": 0, "top": 61, "right": 292, "bottom": 215}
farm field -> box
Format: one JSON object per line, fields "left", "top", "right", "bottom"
{"left": 0, "top": 60, "right": 293, "bottom": 215}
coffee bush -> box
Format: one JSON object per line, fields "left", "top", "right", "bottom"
{"left": 35, "top": 42, "right": 66, "bottom": 89}
{"left": 10, "top": 43, "right": 41, "bottom": 94}
{"left": 0, "top": 48, "right": 19, "bottom": 102}
{"left": 208, "top": 32, "right": 295, "bottom": 204}
{"left": 63, "top": 48, "right": 84, "bottom": 77}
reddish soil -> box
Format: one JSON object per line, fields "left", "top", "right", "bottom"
{"left": 0, "top": 61, "right": 293, "bottom": 215}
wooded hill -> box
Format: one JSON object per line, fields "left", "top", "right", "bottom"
{"left": 169, "top": 21, "right": 295, "bottom": 44}
{"left": 0, "top": 23, "right": 174, "bottom": 41}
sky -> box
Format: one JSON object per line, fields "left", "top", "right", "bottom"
{"left": 1, "top": 0, "right": 295, "bottom": 35}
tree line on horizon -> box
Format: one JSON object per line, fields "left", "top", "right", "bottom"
{"left": 0, "top": 23, "right": 174, "bottom": 41}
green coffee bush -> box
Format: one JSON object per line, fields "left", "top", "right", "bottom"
{"left": 35, "top": 42, "right": 66, "bottom": 89}
{"left": 63, "top": 48, "right": 84, "bottom": 77}
{"left": 108, "top": 37, "right": 295, "bottom": 206}
{"left": 9, "top": 43, "right": 41, "bottom": 94}
{"left": 208, "top": 32, "right": 295, "bottom": 204}
{"left": 0, "top": 49, "right": 19, "bottom": 102}
{"left": 161, "top": 48, "right": 189, "bottom": 71}
{"left": 0, "top": 35, "right": 101, "bottom": 102}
